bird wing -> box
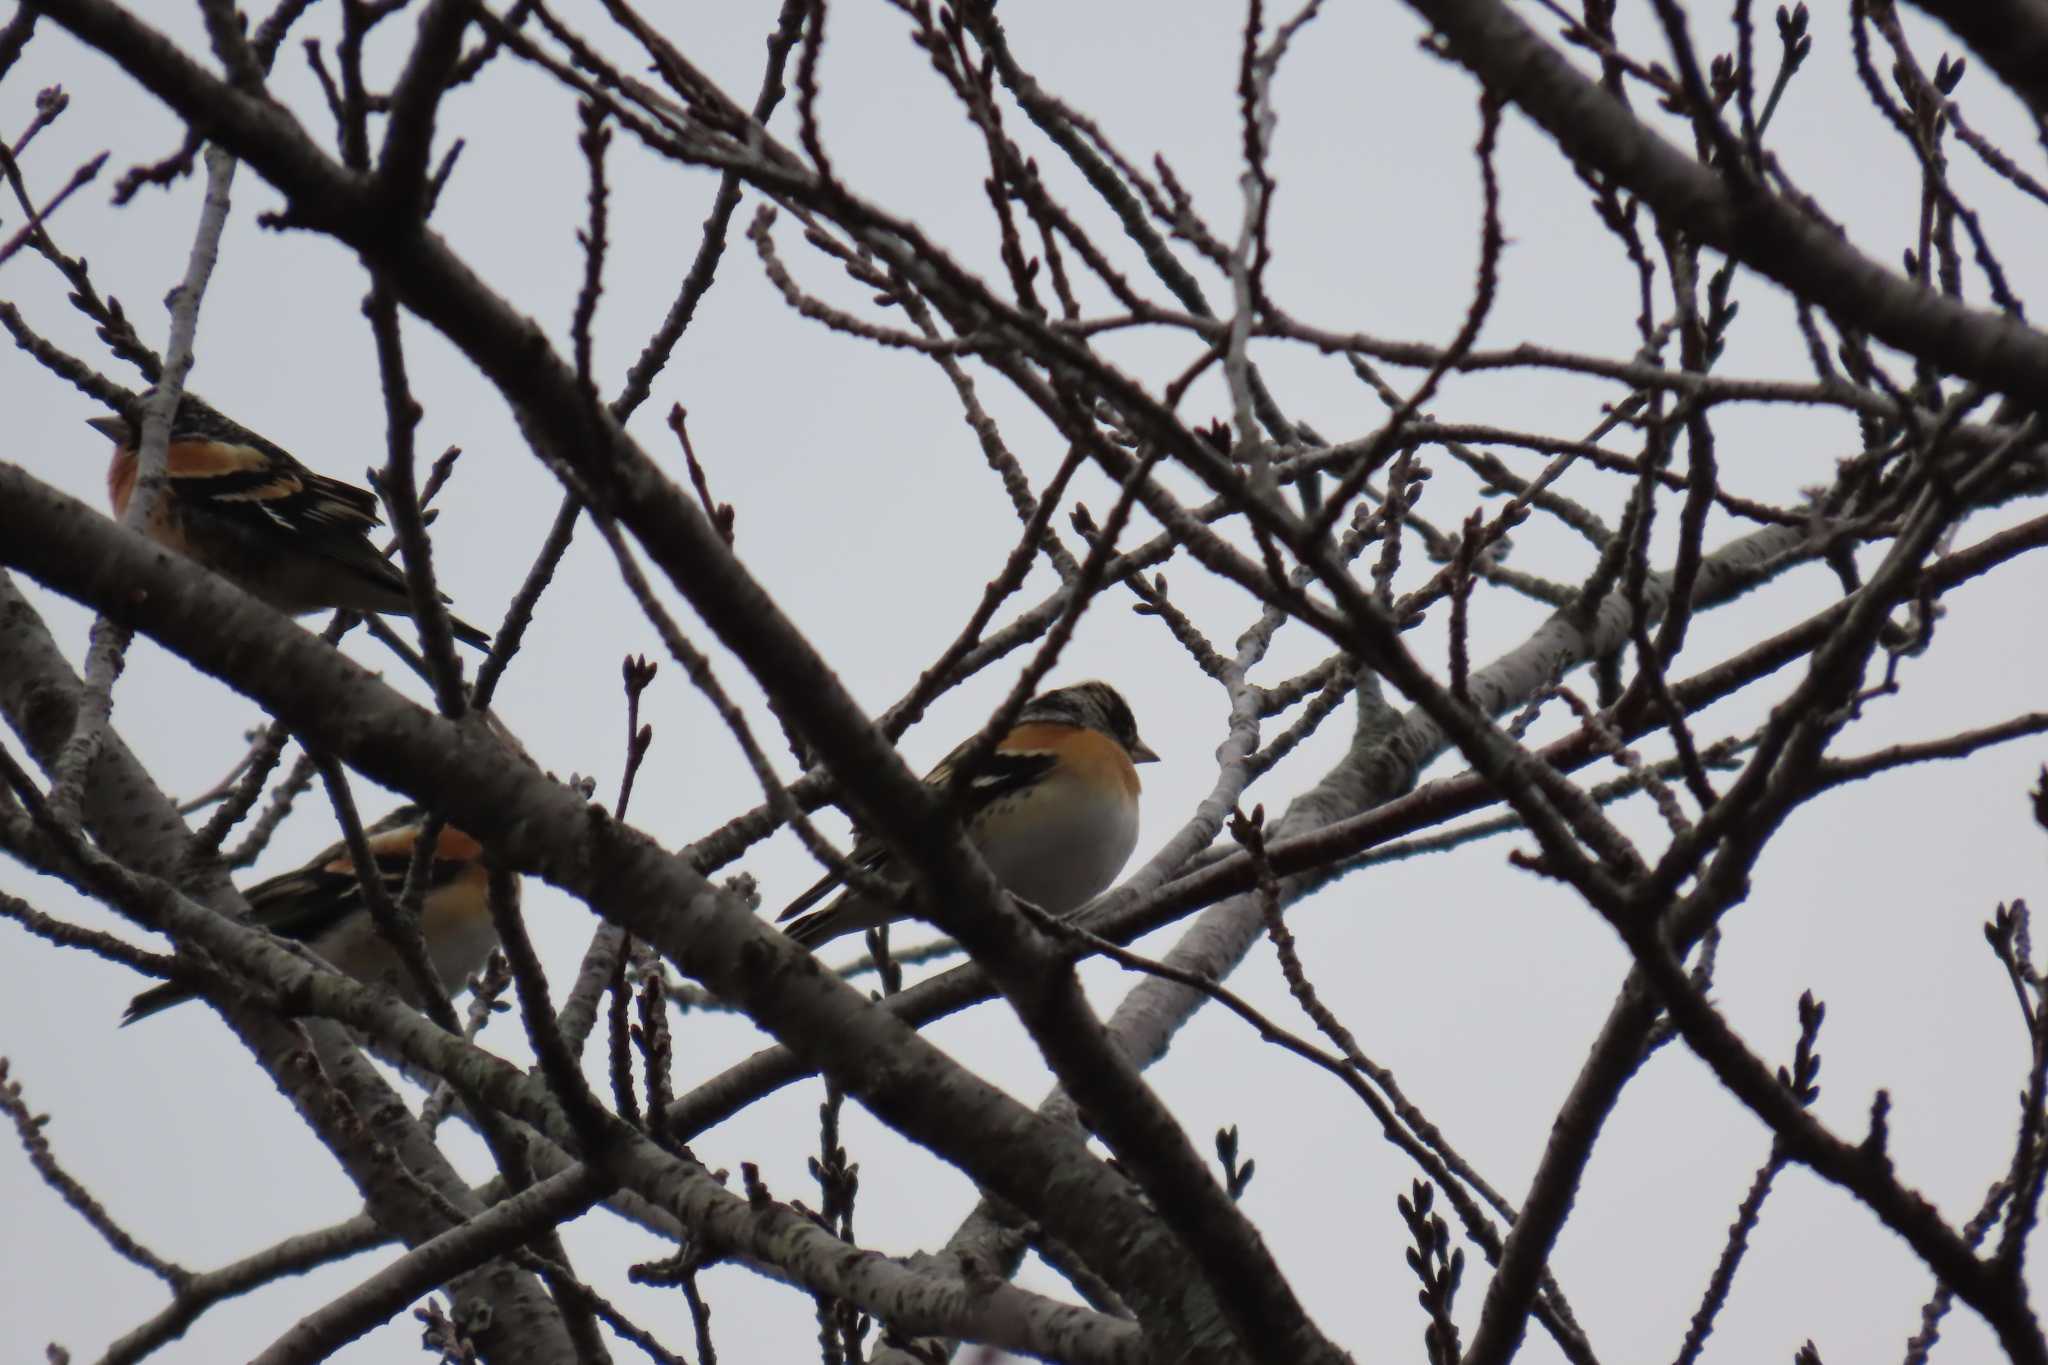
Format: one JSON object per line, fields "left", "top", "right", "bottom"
{"left": 164, "top": 438, "right": 383, "bottom": 537}
{"left": 244, "top": 821, "right": 475, "bottom": 943}
{"left": 774, "top": 740, "right": 1058, "bottom": 921}
{"left": 240, "top": 855, "right": 377, "bottom": 943}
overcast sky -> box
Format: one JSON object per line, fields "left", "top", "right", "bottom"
{"left": 6, "top": 1, "right": 2048, "bottom": 1362}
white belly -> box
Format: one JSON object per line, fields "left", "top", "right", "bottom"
{"left": 310, "top": 893, "right": 499, "bottom": 1002}
{"left": 975, "top": 770, "right": 1140, "bottom": 916}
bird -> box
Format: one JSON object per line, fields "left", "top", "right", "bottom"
{"left": 87, "top": 396, "right": 491, "bottom": 648}
{"left": 123, "top": 808, "right": 499, "bottom": 1024}
{"left": 778, "top": 680, "right": 1158, "bottom": 948}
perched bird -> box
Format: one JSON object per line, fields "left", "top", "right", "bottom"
{"left": 779, "top": 680, "right": 1158, "bottom": 948}
{"left": 88, "top": 398, "right": 491, "bottom": 648}
{"left": 123, "top": 808, "right": 498, "bottom": 1024}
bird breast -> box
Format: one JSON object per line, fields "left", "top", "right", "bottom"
{"left": 308, "top": 873, "right": 498, "bottom": 1002}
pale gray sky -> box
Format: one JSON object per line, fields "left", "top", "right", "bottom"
{"left": 5, "top": 2, "right": 2047, "bottom": 1361}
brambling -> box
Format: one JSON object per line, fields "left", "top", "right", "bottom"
{"left": 779, "top": 680, "right": 1159, "bottom": 948}
{"left": 123, "top": 808, "right": 498, "bottom": 1023}
{"left": 87, "top": 398, "right": 491, "bottom": 648}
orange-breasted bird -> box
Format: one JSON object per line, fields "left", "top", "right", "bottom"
{"left": 88, "top": 397, "right": 490, "bottom": 648}
{"left": 778, "top": 680, "right": 1158, "bottom": 948}
{"left": 123, "top": 808, "right": 498, "bottom": 1023}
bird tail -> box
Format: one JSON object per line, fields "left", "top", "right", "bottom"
{"left": 782, "top": 887, "right": 900, "bottom": 949}
{"left": 776, "top": 866, "right": 853, "bottom": 949}
{"left": 121, "top": 981, "right": 194, "bottom": 1025}
{"left": 782, "top": 906, "right": 844, "bottom": 949}
{"left": 446, "top": 613, "right": 492, "bottom": 651}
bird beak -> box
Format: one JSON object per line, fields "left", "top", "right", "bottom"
{"left": 85, "top": 415, "right": 129, "bottom": 443}
{"left": 1130, "top": 738, "right": 1160, "bottom": 764}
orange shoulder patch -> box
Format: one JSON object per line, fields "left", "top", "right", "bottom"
{"left": 165, "top": 439, "right": 275, "bottom": 480}
{"left": 1003, "top": 722, "right": 1140, "bottom": 797}
{"left": 433, "top": 826, "right": 484, "bottom": 863}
